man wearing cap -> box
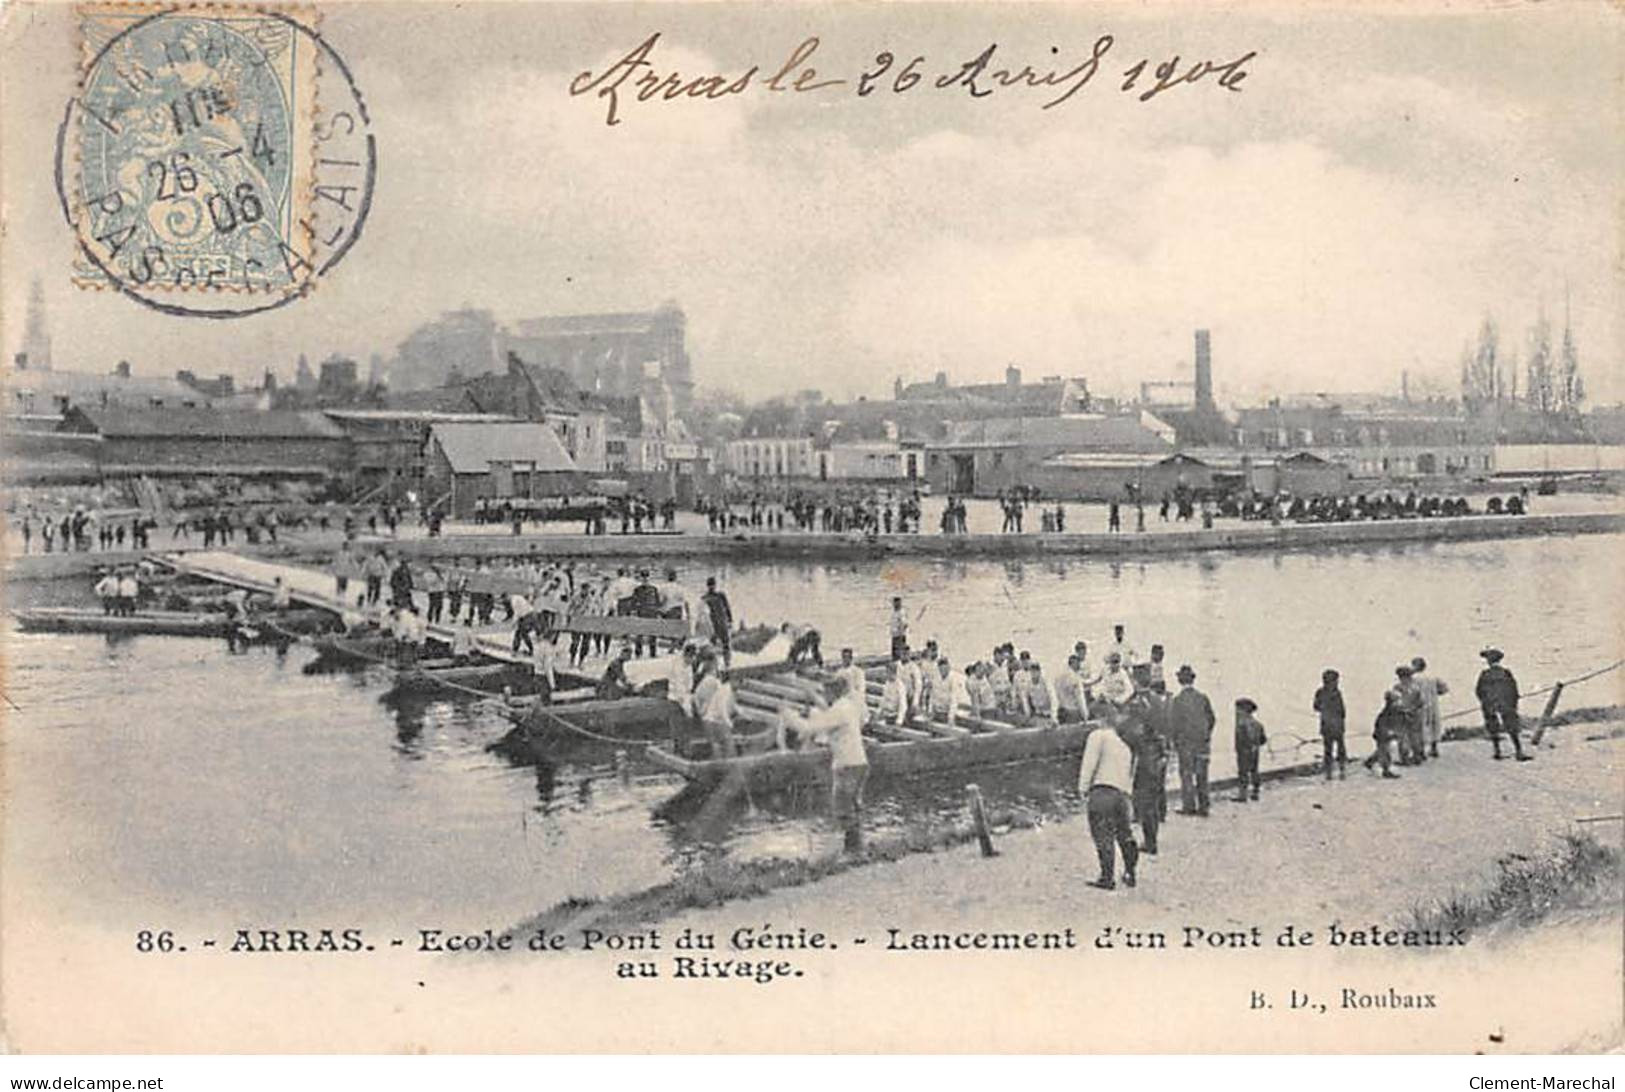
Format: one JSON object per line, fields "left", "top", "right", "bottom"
{"left": 1411, "top": 656, "right": 1449, "bottom": 760}
{"left": 1233, "top": 698, "right": 1267, "bottom": 802}
{"left": 1475, "top": 648, "right": 1530, "bottom": 761}
{"left": 1077, "top": 710, "right": 1139, "bottom": 890}
{"left": 1168, "top": 665, "right": 1216, "bottom": 816}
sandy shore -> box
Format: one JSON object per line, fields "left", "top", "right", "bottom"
{"left": 658, "top": 725, "right": 1624, "bottom": 938}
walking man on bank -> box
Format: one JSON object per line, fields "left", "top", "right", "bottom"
{"left": 1476, "top": 647, "right": 1530, "bottom": 761}
{"left": 1168, "top": 665, "right": 1215, "bottom": 816}
{"left": 1078, "top": 710, "right": 1139, "bottom": 890}
{"left": 784, "top": 674, "right": 870, "bottom": 853}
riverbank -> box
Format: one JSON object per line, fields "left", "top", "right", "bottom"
{"left": 8, "top": 508, "right": 1620, "bottom": 585}
{"left": 522, "top": 711, "right": 1625, "bottom": 943}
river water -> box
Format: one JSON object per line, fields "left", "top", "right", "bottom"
{"left": 4, "top": 531, "right": 1620, "bottom": 932}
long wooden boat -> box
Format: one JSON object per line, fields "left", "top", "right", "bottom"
{"left": 14, "top": 606, "right": 232, "bottom": 638}
{"left": 387, "top": 660, "right": 597, "bottom": 699}
{"left": 500, "top": 655, "right": 815, "bottom": 758}
{"left": 645, "top": 717, "right": 1096, "bottom": 792}
{"left": 12, "top": 605, "right": 334, "bottom": 640}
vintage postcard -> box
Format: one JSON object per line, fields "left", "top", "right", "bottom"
{"left": 1, "top": 0, "right": 1621, "bottom": 1056}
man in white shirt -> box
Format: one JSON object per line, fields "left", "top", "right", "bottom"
{"left": 531, "top": 637, "right": 558, "bottom": 703}
{"left": 1074, "top": 641, "right": 1102, "bottom": 704}
{"left": 1077, "top": 714, "right": 1139, "bottom": 890}
{"left": 94, "top": 570, "right": 118, "bottom": 615}
{"left": 784, "top": 675, "right": 870, "bottom": 853}
{"left": 397, "top": 607, "right": 426, "bottom": 667}
{"left": 667, "top": 645, "right": 697, "bottom": 718}
{"left": 898, "top": 653, "right": 922, "bottom": 720}
{"left": 876, "top": 661, "right": 908, "bottom": 726}
{"left": 1055, "top": 655, "right": 1087, "bottom": 724}
{"left": 1097, "top": 652, "right": 1135, "bottom": 708}
{"left": 927, "top": 658, "right": 969, "bottom": 727}
{"left": 270, "top": 577, "right": 292, "bottom": 611}
{"left": 700, "top": 667, "right": 739, "bottom": 758}
{"left": 450, "top": 622, "right": 478, "bottom": 662}
{"left": 1022, "top": 662, "right": 1056, "bottom": 722}
{"left": 837, "top": 648, "right": 869, "bottom": 704}
{"left": 115, "top": 570, "right": 140, "bottom": 617}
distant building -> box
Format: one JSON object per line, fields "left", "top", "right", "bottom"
{"left": 57, "top": 405, "right": 349, "bottom": 477}
{"left": 815, "top": 440, "right": 923, "bottom": 482}
{"left": 175, "top": 370, "right": 237, "bottom": 398}
{"left": 388, "top": 303, "right": 695, "bottom": 422}
{"left": 422, "top": 422, "right": 581, "bottom": 518}
{"left": 1231, "top": 401, "right": 1494, "bottom": 479}
{"left": 506, "top": 302, "right": 693, "bottom": 417}
{"left": 388, "top": 308, "right": 504, "bottom": 393}
{"left": 724, "top": 437, "right": 815, "bottom": 479}
{"left": 387, "top": 353, "right": 612, "bottom": 473}
{"left": 6, "top": 363, "right": 211, "bottom": 428}
{"left": 324, "top": 409, "right": 520, "bottom": 498}
{"left": 924, "top": 413, "right": 1176, "bottom": 496}
{"left": 895, "top": 365, "right": 1092, "bottom": 417}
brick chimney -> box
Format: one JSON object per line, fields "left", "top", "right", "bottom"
{"left": 1194, "top": 330, "right": 1213, "bottom": 411}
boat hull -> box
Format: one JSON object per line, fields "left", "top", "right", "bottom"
{"left": 646, "top": 720, "right": 1094, "bottom": 792}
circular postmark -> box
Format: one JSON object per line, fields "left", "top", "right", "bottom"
{"left": 55, "top": 6, "right": 376, "bottom": 319}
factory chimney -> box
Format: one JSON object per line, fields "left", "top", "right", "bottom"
{"left": 1194, "top": 329, "right": 1213, "bottom": 411}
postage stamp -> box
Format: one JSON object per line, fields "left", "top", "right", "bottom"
{"left": 58, "top": 3, "right": 375, "bottom": 317}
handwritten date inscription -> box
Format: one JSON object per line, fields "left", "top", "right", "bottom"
{"left": 570, "top": 33, "right": 1255, "bottom": 126}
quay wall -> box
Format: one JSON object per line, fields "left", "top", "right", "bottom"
{"left": 6, "top": 512, "right": 1622, "bottom": 585}
{"left": 350, "top": 511, "right": 1625, "bottom": 562}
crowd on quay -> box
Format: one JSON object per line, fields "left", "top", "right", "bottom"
{"left": 13, "top": 507, "right": 158, "bottom": 553}
{"left": 699, "top": 489, "right": 925, "bottom": 534}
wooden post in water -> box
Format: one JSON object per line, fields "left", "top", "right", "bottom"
{"left": 966, "top": 783, "right": 997, "bottom": 858}
{"left": 1530, "top": 681, "right": 1564, "bottom": 746}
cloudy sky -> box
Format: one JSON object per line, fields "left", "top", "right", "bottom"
{"left": 3, "top": 1, "right": 1621, "bottom": 404}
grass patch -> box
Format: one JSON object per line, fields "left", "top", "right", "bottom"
{"left": 1404, "top": 831, "right": 1623, "bottom": 941}
{"left": 1442, "top": 702, "right": 1624, "bottom": 741}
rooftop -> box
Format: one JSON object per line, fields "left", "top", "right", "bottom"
{"left": 62, "top": 405, "right": 347, "bottom": 440}
{"left": 428, "top": 422, "right": 578, "bottom": 474}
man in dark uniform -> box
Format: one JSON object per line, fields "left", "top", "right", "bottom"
{"left": 702, "top": 577, "right": 734, "bottom": 667}
{"left": 1167, "top": 664, "right": 1215, "bottom": 816}
{"left": 1122, "top": 693, "right": 1170, "bottom": 854}
{"left": 1476, "top": 647, "right": 1530, "bottom": 761}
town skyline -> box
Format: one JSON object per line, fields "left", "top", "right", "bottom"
{"left": 3, "top": 3, "right": 1620, "bottom": 405}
